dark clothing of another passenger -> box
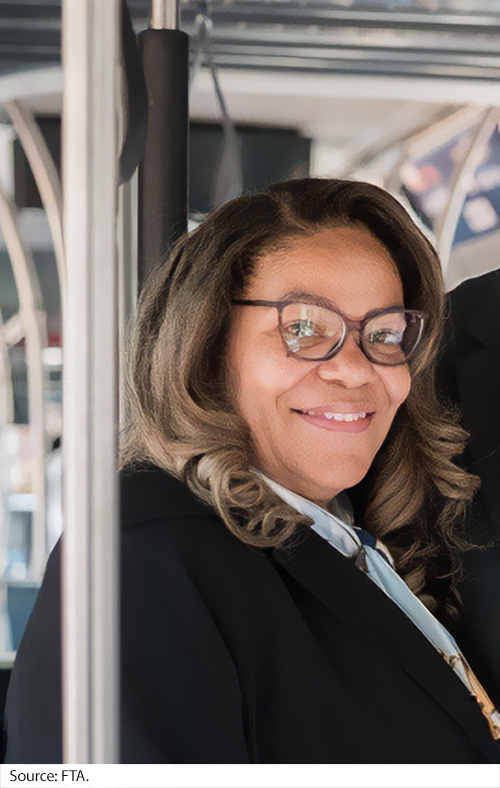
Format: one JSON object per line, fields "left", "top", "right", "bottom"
{"left": 437, "top": 268, "right": 500, "bottom": 708}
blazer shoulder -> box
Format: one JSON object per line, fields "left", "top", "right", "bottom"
{"left": 448, "top": 269, "right": 500, "bottom": 314}
{"left": 119, "top": 465, "right": 271, "bottom": 606}
{"left": 442, "top": 268, "right": 500, "bottom": 357}
{"left": 119, "top": 463, "right": 218, "bottom": 530}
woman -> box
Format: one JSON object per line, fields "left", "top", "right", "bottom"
{"left": 4, "top": 179, "right": 500, "bottom": 764}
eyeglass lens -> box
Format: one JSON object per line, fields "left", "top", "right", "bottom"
{"left": 280, "top": 303, "right": 422, "bottom": 365}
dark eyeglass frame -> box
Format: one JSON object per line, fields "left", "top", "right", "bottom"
{"left": 232, "top": 298, "right": 426, "bottom": 366}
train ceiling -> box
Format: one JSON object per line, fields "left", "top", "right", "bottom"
{"left": 0, "top": 0, "right": 498, "bottom": 82}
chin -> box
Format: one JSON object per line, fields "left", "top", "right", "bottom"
{"left": 306, "top": 461, "right": 372, "bottom": 501}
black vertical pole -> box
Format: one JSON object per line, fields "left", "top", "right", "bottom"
{"left": 138, "top": 11, "right": 188, "bottom": 290}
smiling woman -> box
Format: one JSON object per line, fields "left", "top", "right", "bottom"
{"left": 5, "top": 179, "right": 500, "bottom": 764}
{"left": 122, "top": 179, "right": 466, "bottom": 611}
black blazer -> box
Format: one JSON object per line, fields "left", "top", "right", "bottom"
{"left": 4, "top": 465, "right": 500, "bottom": 764}
{"left": 439, "top": 268, "right": 500, "bottom": 532}
{"left": 437, "top": 269, "right": 500, "bottom": 708}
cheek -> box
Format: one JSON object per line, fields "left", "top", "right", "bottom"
{"left": 225, "top": 315, "right": 255, "bottom": 405}
{"left": 225, "top": 329, "right": 275, "bottom": 416}
{"left": 226, "top": 328, "right": 305, "bottom": 420}
{"left": 232, "top": 351, "right": 296, "bottom": 413}
{"left": 381, "top": 366, "right": 412, "bottom": 411}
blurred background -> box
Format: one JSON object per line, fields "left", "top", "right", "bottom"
{"left": 0, "top": 0, "right": 498, "bottom": 677}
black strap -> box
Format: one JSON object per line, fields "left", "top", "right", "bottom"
{"left": 119, "top": 0, "right": 148, "bottom": 185}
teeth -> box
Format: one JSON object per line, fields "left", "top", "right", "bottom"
{"left": 307, "top": 411, "right": 367, "bottom": 421}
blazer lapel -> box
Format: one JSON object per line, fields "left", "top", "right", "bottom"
{"left": 273, "top": 527, "right": 500, "bottom": 761}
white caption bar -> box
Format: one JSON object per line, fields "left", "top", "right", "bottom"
{"left": 0, "top": 764, "right": 499, "bottom": 788}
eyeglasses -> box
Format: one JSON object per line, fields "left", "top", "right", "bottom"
{"left": 232, "top": 298, "right": 425, "bottom": 367}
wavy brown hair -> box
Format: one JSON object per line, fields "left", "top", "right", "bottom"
{"left": 120, "top": 178, "right": 479, "bottom": 618}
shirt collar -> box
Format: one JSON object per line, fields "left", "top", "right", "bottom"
{"left": 257, "top": 472, "right": 362, "bottom": 560}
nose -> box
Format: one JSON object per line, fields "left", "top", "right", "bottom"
{"left": 315, "top": 332, "right": 378, "bottom": 387}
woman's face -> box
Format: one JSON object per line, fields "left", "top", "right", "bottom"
{"left": 225, "top": 225, "right": 412, "bottom": 507}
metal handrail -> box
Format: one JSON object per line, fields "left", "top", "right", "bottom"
{"left": 0, "top": 306, "right": 14, "bottom": 655}
{"left": 5, "top": 100, "right": 67, "bottom": 328}
{"left": 0, "top": 184, "right": 48, "bottom": 584}
{"left": 0, "top": 310, "right": 15, "bottom": 427}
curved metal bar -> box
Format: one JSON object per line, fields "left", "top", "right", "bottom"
{"left": 0, "top": 311, "right": 15, "bottom": 424}
{"left": 5, "top": 100, "right": 67, "bottom": 326}
{"left": 0, "top": 306, "right": 14, "bottom": 655}
{"left": 435, "top": 107, "right": 500, "bottom": 273}
{"left": 399, "top": 106, "right": 486, "bottom": 162}
{"left": 1, "top": 314, "right": 25, "bottom": 349}
{"left": 0, "top": 185, "right": 48, "bottom": 584}
{"left": 0, "top": 575, "right": 13, "bottom": 655}
{"left": 342, "top": 105, "right": 454, "bottom": 182}
{"left": 191, "top": 11, "right": 243, "bottom": 205}
{"left": 384, "top": 107, "right": 484, "bottom": 196}
{"left": 0, "top": 68, "right": 63, "bottom": 118}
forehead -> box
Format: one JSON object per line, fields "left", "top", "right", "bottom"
{"left": 247, "top": 225, "right": 403, "bottom": 316}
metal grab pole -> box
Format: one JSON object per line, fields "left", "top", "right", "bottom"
{"left": 62, "top": 0, "right": 121, "bottom": 763}
{"left": 151, "top": 0, "right": 181, "bottom": 30}
{"left": 138, "top": 0, "right": 188, "bottom": 289}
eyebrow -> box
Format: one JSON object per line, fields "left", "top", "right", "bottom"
{"left": 280, "top": 290, "right": 405, "bottom": 317}
{"left": 281, "top": 290, "right": 336, "bottom": 310}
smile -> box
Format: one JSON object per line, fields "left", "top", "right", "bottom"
{"left": 302, "top": 410, "right": 368, "bottom": 422}
{"left": 292, "top": 408, "right": 375, "bottom": 433}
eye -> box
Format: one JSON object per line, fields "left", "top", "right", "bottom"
{"left": 286, "top": 319, "right": 322, "bottom": 338}
{"left": 280, "top": 303, "right": 345, "bottom": 358}
{"left": 366, "top": 328, "right": 403, "bottom": 346}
